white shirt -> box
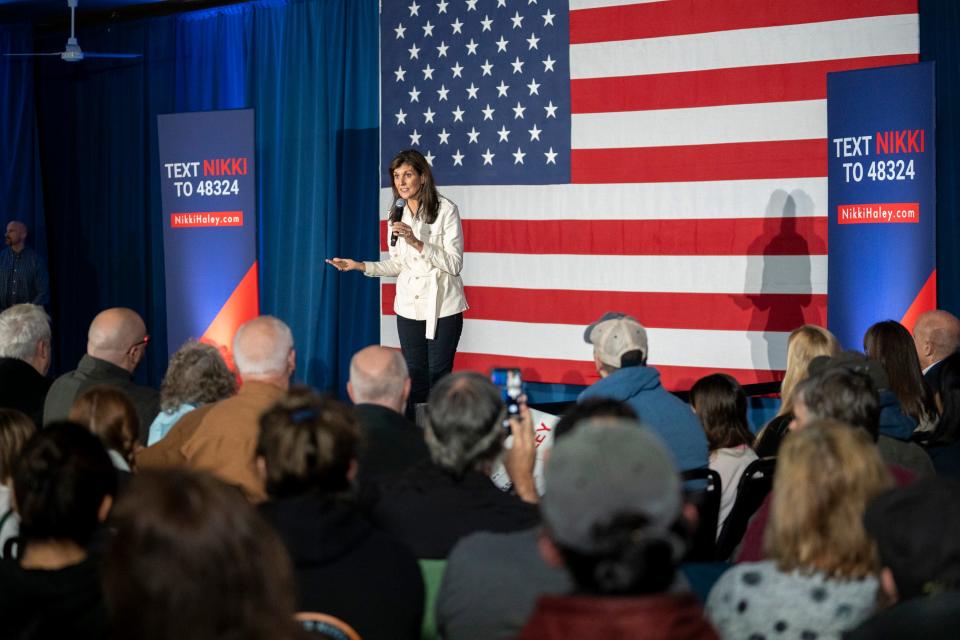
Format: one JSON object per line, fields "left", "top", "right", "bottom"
{"left": 365, "top": 195, "right": 468, "bottom": 338}
{"left": 709, "top": 444, "right": 759, "bottom": 538}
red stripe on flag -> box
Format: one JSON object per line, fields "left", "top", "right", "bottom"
{"left": 382, "top": 285, "right": 827, "bottom": 332}
{"left": 569, "top": 0, "right": 917, "bottom": 45}
{"left": 451, "top": 352, "right": 783, "bottom": 392}
{"left": 571, "top": 55, "right": 919, "bottom": 114}
{"left": 381, "top": 217, "right": 827, "bottom": 255}
{"left": 571, "top": 139, "right": 827, "bottom": 184}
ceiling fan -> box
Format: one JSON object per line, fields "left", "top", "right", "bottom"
{"left": 4, "top": 0, "right": 142, "bottom": 62}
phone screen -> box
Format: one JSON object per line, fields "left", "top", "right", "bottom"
{"left": 491, "top": 368, "right": 522, "bottom": 418}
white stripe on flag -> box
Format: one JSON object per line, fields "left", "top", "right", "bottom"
{"left": 380, "top": 179, "right": 828, "bottom": 220}
{"left": 571, "top": 100, "right": 826, "bottom": 149}
{"left": 569, "top": 14, "right": 919, "bottom": 79}
{"left": 378, "top": 252, "right": 827, "bottom": 294}
{"left": 380, "top": 316, "right": 790, "bottom": 370}
{"left": 570, "top": 0, "right": 668, "bottom": 9}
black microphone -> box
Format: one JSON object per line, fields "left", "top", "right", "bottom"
{"left": 389, "top": 198, "right": 405, "bottom": 247}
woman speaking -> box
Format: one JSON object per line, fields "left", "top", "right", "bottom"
{"left": 327, "top": 149, "right": 468, "bottom": 409}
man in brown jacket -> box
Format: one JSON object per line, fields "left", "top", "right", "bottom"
{"left": 138, "top": 316, "right": 295, "bottom": 502}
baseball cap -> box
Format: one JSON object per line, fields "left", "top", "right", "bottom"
{"left": 864, "top": 477, "right": 960, "bottom": 600}
{"left": 584, "top": 312, "right": 648, "bottom": 368}
{"left": 540, "top": 419, "right": 683, "bottom": 557}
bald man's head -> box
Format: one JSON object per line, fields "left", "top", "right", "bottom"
{"left": 232, "top": 316, "right": 295, "bottom": 385}
{"left": 348, "top": 346, "right": 410, "bottom": 412}
{"left": 87, "top": 308, "right": 148, "bottom": 372}
{"left": 5, "top": 221, "right": 27, "bottom": 251}
{"left": 914, "top": 310, "right": 960, "bottom": 369}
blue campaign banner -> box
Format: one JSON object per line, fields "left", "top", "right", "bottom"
{"left": 827, "top": 63, "right": 936, "bottom": 350}
{"left": 157, "top": 109, "right": 259, "bottom": 360}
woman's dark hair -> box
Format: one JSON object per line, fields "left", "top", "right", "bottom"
{"left": 389, "top": 149, "right": 440, "bottom": 224}
{"left": 932, "top": 352, "right": 960, "bottom": 445}
{"left": 864, "top": 320, "right": 937, "bottom": 426}
{"left": 13, "top": 422, "right": 116, "bottom": 546}
{"left": 103, "top": 469, "right": 301, "bottom": 640}
{"left": 257, "top": 388, "right": 359, "bottom": 499}
{"left": 557, "top": 513, "right": 684, "bottom": 595}
{"left": 689, "top": 373, "right": 754, "bottom": 451}
{"left": 553, "top": 399, "right": 638, "bottom": 441}
{"left": 0, "top": 408, "right": 36, "bottom": 482}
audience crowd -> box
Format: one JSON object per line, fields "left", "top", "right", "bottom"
{"left": 0, "top": 302, "right": 959, "bottom": 640}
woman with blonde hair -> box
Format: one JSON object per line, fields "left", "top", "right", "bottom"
{"left": 707, "top": 420, "right": 892, "bottom": 639}
{"left": 755, "top": 324, "right": 840, "bottom": 456}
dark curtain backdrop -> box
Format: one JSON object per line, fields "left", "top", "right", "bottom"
{"left": 30, "top": 0, "right": 380, "bottom": 396}
{"left": 920, "top": 0, "right": 960, "bottom": 316}
{"left": 0, "top": 24, "right": 47, "bottom": 263}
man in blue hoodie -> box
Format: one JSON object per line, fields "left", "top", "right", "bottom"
{"left": 578, "top": 312, "right": 708, "bottom": 472}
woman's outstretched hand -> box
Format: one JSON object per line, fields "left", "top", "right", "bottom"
{"left": 326, "top": 258, "right": 364, "bottom": 272}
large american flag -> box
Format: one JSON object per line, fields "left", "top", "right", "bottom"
{"left": 378, "top": 0, "right": 919, "bottom": 391}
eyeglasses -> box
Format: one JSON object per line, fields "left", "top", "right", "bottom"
{"left": 128, "top": 334, "right": 150, "bottom": 351}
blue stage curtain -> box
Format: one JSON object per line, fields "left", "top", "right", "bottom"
{"left": 921, "top": 0, "right": 960, "bottom": 315}
{"left": 0, "top": 24, "right": 47, "bottom": 268}
{"left": 32, "top": 0, "right": 379, "bottom": 395}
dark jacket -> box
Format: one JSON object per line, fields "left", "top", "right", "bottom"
{"left": 370, "top": 461, "right": 540, "bottom": 559}
{"left": 846, "top": 591, "right": 960, "bottom": 640}
{"left": 354, "top": 403, "right": 430, "bottom": 486}
{"left": 0, "top": 556, "right": 107, "bottom": 640}
{"left": 519, "top": 593, "right": 719, "bottom": 640}
{"left": 579, "top": 366, "right": 708, "bottom": 471}
{"left": 0, "top": 357, "right": 51, "bottom": 426}
{"left": 259, "top": 494, "right": 423, "bottom": 640}
{"left": 43, "top": 355, "right": 159, "bottom": 442}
